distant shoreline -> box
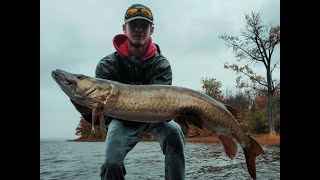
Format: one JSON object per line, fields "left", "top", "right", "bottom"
{"left": 67, "top": 134, "right": 280, "bottom": 145}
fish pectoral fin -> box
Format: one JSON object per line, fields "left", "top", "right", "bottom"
{"left": 91, "top": 110, "right": 97, "bottom": 130}
{"left": 217, "top": 134, "right": 238, "bottom": 160}
{"left": 225, "top": 104, "right": 242, "bottom": 120}
{"left": 91, "top": 102, "right": 105, "bottom": 131}
{"left": 99, "top": 114, "right": 106, "bottom": 132}
{"left": 173, "top": 116, "right": 190, "bottom": 136}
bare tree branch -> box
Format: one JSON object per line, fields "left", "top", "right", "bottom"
{"left": 273, "top": 82, "right": 280, "bottom": 92}
{"left": 271, "top": 60, "right": 280, "bottom": 73}
{"left": 223, "top": 39, "right": 263, "bottom": 63}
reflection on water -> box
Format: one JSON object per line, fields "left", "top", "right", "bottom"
{"left": 40, "top": 140, "right": 279, "bottom": 180}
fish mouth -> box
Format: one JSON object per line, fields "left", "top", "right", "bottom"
{"left": 51, "top": 69, "right": 77, "bottom": 98}
{"left": 52, "top": 69, "right": 75, "bottom": 86}
{"left": 52, "top": 71, "right": 66, "bottom": 84}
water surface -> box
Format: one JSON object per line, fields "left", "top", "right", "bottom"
{"left": 40, "top": 140, "right": 279, "bottom": 179}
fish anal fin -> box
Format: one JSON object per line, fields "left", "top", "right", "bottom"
{"left": 243, "top": 136, "right": 266, "bottom": 180}
{"left": 173, "top": 116, "right": 190, "bottom": 136}
{"left": 225, "top": 104, "right": 242, "bottom": 119}
{"left": 217, "top": 134, "right": 238, "bottom": 160}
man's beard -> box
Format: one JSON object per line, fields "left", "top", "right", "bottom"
{"left": 128, "top": 39, "right": 146, "bottom": 48}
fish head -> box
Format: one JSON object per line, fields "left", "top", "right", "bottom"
{"left": 51, "top": 69, "right": 114, "bottom": 109}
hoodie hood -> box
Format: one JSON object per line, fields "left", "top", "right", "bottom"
{"left": 113, "top": 34, "right": 157, "bottom": 60}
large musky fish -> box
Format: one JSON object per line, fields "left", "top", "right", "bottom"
{"left": 51, "top": 69, "right": 265, "bottom": 179}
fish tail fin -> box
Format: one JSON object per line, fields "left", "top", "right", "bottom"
{"left": 243, "top": 136, "right": 265, "bottom": 180}
{"left": 217, "top": 134, "right": 238, "bottom": 160}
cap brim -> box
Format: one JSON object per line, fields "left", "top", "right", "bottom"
{"left": 125, "top": 16, "right": 154, "bottom": 24}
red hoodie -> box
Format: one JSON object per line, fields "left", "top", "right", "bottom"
{"left": 112, "top": 34, "right": 157, "bottom": 60}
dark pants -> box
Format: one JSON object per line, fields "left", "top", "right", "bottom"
{"left": 100, "top": 119, "right": 185, "bottom": 180}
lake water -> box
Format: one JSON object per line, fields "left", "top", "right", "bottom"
{"left": 40, "top": 139, "right": 280, "bottom": 180}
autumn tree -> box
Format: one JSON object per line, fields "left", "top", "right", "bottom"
{"left": 75, "top": 116, "right": 107, "bottom": 140}
{"left": 201, "top": 77, "right": 223, "bottom": 102}
{"left": 198, "top": 77, "right": 223, "bottom": 136}
{"left": 252, "top": 87, "right": 280, "bottom": 132}
{"left": 224, "top": 88, "right": 253, "bottom": 111}
{"left": 75, "top": 117, "right": 91, "bottom": 137}
{"left": 219, "top": 12, "right": 280, "bottom": 134}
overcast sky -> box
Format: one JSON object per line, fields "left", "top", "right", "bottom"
{"left": 40, "top": 0, "right": 280, "bottom": 139}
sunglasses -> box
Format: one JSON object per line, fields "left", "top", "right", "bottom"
{"left": 126, "top": 8, "right": 152, "bottom": 19}
{"left": 128, "top": 20, "right": 150, "bottom": 29}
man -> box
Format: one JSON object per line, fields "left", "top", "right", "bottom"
{"left": 71, "top": 4, "right": 185, "bottom": 180}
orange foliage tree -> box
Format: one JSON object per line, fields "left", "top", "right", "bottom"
{"left": 75, "top": 117, "right": 91, "bottom": 137}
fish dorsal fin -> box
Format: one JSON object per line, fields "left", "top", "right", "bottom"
{"left": 225, "top": 104, "right": 242, "bottom": 120}
{"left": 217, "top": 134, "right": 238, "bottom": 160}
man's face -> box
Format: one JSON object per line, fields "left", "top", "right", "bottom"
{"left": 123, "top": 19, "right": 154, "bottom": 47}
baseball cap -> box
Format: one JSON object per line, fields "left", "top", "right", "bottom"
{"left": 124, "top": 4, "right": 154, "bottom": 24}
